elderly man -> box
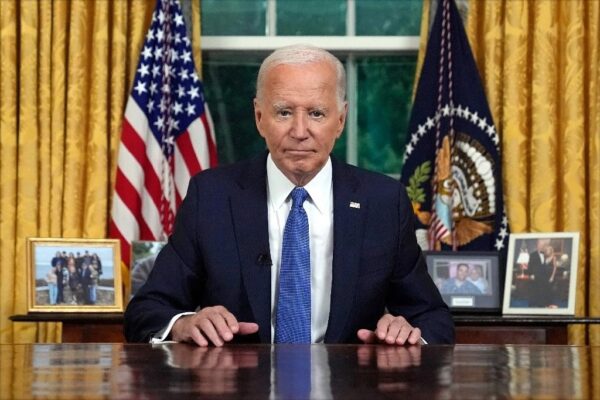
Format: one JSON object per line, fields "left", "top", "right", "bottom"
{"left": 124, "top": 44, "right": 454, "bottom": 346}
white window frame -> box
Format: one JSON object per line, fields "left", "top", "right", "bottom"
{"left": 201, "top": 0, "right": 420, "bottom": 165}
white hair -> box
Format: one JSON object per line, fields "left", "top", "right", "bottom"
{"left": 255, "top": 44, "right": 346, "bottom": 110}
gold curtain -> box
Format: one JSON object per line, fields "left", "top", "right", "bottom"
{"left": 463, "top": 0, "right": 599, "bottom": 344}
{"left": 0, "top": 0, "right": 204, "bottom": 344}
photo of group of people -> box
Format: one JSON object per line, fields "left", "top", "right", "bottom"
{"left": 43, "top": 250, "right": 103, "bottom": 305}
{"left": 506, "top": 236, "right": 576, "bottom": 310}
{"left": 434, "top": 261, "right": 492, "bottom": 296}
{"left": 29, "top": 240, "right": 121, "bottom": 310}
{"left": 437, "top": 263, "right": 490, "bottom": 295}
{"left": 425, "top": 252, "right": 501, "bottom": 311}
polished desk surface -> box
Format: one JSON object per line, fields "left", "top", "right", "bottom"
{"left": 1, "top": 343, "right": 598, "bottom": 399}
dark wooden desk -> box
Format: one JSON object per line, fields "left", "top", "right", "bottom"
{"left": 11, "top": 314, "right": 600, "bottom": 344}
{"left": 454, "top": 316, "right": 600, "bottom": 344}
{"left": 0, "top": 343, "right": 598, "bottom": 399}
{"left": 10, "top": 313, "right": 124, "bottom": 342}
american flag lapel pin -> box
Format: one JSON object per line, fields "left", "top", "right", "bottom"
{"left": 349, "top": 201, "right": 360, "bottom": 209}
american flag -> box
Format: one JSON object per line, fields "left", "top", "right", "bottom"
{"left": 110, "top": 0, "right": 217, "bottom": 268}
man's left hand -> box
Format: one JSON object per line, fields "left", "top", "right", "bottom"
{"left": 357, "top": 314, "right": 422, "bottom": 345}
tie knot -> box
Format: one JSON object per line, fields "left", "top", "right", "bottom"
{"left": 290, "top": 187, "right": 308, "bottom": 209}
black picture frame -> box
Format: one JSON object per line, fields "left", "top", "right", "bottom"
{"left": 424, "top": 251, "right": 501, "bottom": 313}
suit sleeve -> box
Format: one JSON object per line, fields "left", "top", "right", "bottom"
{"left": 386, "top": 184, "right": 455, "bottom": 344}
{"left": 123, "top": 177, "right": 206, "bottom": 343}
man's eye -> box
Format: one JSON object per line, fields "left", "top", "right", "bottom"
{"left": 309, "top": 110, "right": 324, "bottom": 118}
{"left": 277, "top": 110, "right": 291, "bottom": 117}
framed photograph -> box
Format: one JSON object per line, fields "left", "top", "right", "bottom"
{"left": 129, "top": 240, "right": 166, "bottom": 300}
{"left": 27, "top": 238, "right": 123, "bottom": 313}
{"left": 425, "top": 251, "right": 501, "bottom": 312}
{"left": 503, "top": 232, "right": 580, "bottom": 315}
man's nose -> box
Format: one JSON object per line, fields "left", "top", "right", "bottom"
{"left": 290, "top": 112, "right": 309, "bottom": 139}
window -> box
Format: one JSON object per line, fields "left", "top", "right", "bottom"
{"left": 201, "top": 0, "right": 422, "bottom": 175}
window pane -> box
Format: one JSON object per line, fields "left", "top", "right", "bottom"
{"left": 277, "top": 0, "right": 346, "bottom": 36}
{"left": 356, "top": 0, "right": 422, "bottom": 36}
{"left": 201, "top": 0, "right": 266, "bottom": 36}
{"left": 203, "top": 53, "right": 266, "bottom": 164}
{"left": 356, "top": 56, "right": 416, "bottom": 174}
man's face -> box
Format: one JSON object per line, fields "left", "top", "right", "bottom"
{"left": 254, "top": 61, "right": 347, "bottom": 186}
{"left": 470, "top": 267, "right": 481, "bottom": 280}
{"left": 456, "top": 265, "right": 469, "bottom": 281}
{"left": 536, "top": 239, "right": 550, "bottom": 252}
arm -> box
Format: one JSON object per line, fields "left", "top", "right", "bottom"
{"left": 124, "top": 175, "right": 260, "bottom": 345}
{"left": 358, "top": 184, "right": 454, "bottom": 345}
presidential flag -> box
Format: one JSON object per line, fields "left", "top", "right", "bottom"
{"left": 110, "top": 0, "right": 217, "bottom": 268}
{"left": 400, "top": 0, "right": 509, "bottom": 253}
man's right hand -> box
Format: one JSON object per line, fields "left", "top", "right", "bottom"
{"left": 171, "top": 306, "right": 259, "bottom": 347}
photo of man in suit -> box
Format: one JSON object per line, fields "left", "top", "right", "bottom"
{"left": 124, "top": 45, "right": 454, "bottom": 346}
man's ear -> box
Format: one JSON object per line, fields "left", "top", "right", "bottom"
{"left": 253, "top": 98, "right": 266, "bottom": 138}
{"left": 336, "top": 102, "right": 349, "bottom": 138}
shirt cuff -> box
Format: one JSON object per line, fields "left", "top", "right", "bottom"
{"left": 149, "top": 312, "right": 196, "bottom": 344}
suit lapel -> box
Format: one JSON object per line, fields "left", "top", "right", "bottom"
{"left": 325, "top": 159, "right": 366, "bottom": 343}
{"left": 230, "top": 154, "right": 272, "bottom": 343}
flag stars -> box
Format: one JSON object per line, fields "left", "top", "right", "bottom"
{"left": 442, "top": 104, "right": 451, "bottom": 116}
{"left": 134, "top": 81, "right": 147, "bottom": 96}
{"left": 168, "top": 118, "right": 180, "bottom": 131}
{"left": 152, "top": 65, "right": 160, "bottom": 77}
{"left": 176, "top": 85, "right": 186, "bottom": 98}
{"left": 426, "top": 117, "right": 435, "bottom": 129}
{"left": 174, "top": 14, "right": 184, "bottom": 26}
{"left": 162, "top": 83, "right": 170, "bottom": 94}
{"left": 470, "top": 111, "right": 480, "bottom": 124}
{"left": 405, "top": 143, "right": 414, "bottom": 155}
{"left": 179, "top": 68, "right": 189, "bottom": 80}
{"left": 146, "top": 29, "right": 155, "bottom": 41}
{"left": 138, "top": 63, "right": 150, "bottom": 77}
{"left": 156, "top": 30, "right": 165, "bottom": 42}
{"left": 173, "top": 102, "right": 183, "bottom": 115}
{"left": 157, "top": 10, "right": 166, "bottom": 24}
{"left": 154, "top": 46, "right": 163, "bottom": 59}
{"left": 142, "top": 46, "right": 153, "bottom": 60}
{"left": 181, "top": 50, "right": 192, "bottom": 63}
{"left": 149, "top": 82, "right": 158, "bottom": 95}
{"left": 186, "top": 103, "right": 196, "bottom": 115}
{"left": 463, "top": 107, "right": 471, "bottom": 120}
{"left": 495, "top": 238, "right": 505, "bottom": 250}
{"left": 188, "top": 86, "right": 199, "bottom": 99}
{"left": 148, "top": 100, "right": 155, "bottom": 112}
{"left": 417, "top": 124, "right": 426, "bottom": 136}
{"left": 154, "top": 116, "right": 165, "bottom": 130}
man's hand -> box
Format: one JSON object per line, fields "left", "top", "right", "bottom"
{"left": 357, "top": 314, "right": 422, "bottom": 345}
{"left": 171, "top": 306, "right": 259, "bottom": 347}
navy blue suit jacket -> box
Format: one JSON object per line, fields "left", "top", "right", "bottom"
{"left": 124, "top": 153, "right": 454, "bottom": 344}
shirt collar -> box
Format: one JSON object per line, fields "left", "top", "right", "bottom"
{"left": 266, "top": 154, "right": 332, "bottom": 214}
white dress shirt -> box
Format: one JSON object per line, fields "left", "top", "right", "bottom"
{"left": 267, "top": 154, "right": 334, "bottom": 343}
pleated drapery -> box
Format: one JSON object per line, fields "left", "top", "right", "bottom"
{"left": 0, "top": 0, "right": 204, "bottom": 344}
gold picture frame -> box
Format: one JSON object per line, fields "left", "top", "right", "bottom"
{"left": 27, "top": 238, "right": 123, "bottom": 313}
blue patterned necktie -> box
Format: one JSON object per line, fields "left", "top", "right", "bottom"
{"left": 275, "top": 187, "right": 311, "bottom": 343}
